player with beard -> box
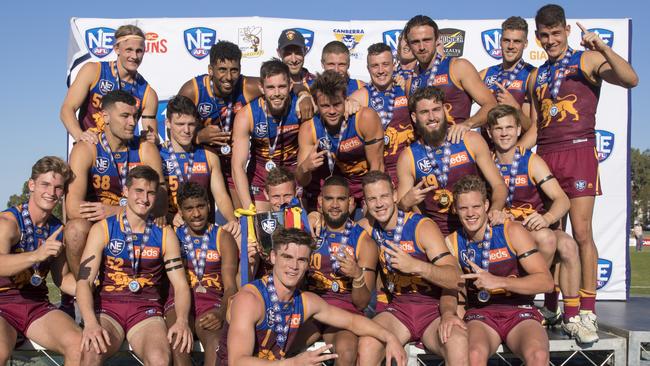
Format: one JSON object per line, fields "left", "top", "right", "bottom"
{"left": 487, "top": 105, "right": 587, "bottom": 342}
{"left": 356, "top": 171, "right": 468, "bottom": 366}
{"left": 350, "top": 43, "right": 415, "bottom": 186}
{"left": 0, "top": 157, "right": 88, "bottom": 366}
{"left": 320, "top": 41, "right": 365, "bottom": 95}
{"left": 231, "top": 59, "right": 303, "bottom": 213}
{"left": 65, "top": 90, "right": 165, "bottom": 279}
{"left": 277, "top": 29, "right": 316, "bottom": 88}
{"left": 164, "top": 183, "right": 238, "bottom": 366}
{"left": 479, "top": 16, "right": 535, "bottom": 131}
{"left": 61, "top": 25, "right": 158, "bottom": 144}
{"left": 218, "top": 228, "right": 406, "bottom": 365}
{"left": 296, "top": 70, "right": 384, "bottom": 214}
{"left": 403, "top": 15, "right": 496, "bottom": 144}
{"left": 397, "top": 86, "right": 507, "bottom": 236}
{"left": 520, "top": 4, "right": 638, "bottom": 338}
{"left": 289, "top": 176, "right": 378, "bottom": 366}
{"left": 449, "top": 175, "right": 553, "bottom": 365}
{"left": 77, "top": 166, "right": 193, "bottom": 365}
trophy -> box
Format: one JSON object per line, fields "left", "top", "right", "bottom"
{"left": 253, "top": 211, "right": 285, "bottom": 255}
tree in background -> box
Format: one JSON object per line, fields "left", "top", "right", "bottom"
{"left": 6, "top": 181, "right": 64, "bottom": 221}
{"left": 631, "top": 148, "right": 650, "bottom": 227}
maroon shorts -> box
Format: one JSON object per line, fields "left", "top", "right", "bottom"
{"left": 0, "top": 299, "right": 56, "bottom": 335}
{"left": 166, "top": 292, "right": 222, "bottom": 319}
{"left": 96, "top": 299, "right": 163, "bottom": 334}
{"left": 538, "top": 146, "right": 601, "bottom": 198}
{"left": 315, "top": 297, "right": 361, "bottom": 334}
{"left": 382, "top": 297, "right": 440, "bottom": 343}
{"left": 464, "top": 304, "right": 543, "bottom": 343}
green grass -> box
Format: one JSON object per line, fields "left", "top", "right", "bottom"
{"left": 630, "top": 246, "right": 650, "bottom": 296}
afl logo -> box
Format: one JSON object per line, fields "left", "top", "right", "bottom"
{"left": 595, "top": 129, "right": 615, "bottom": 162}
{"left": 295, "top": 28, "right": 315, "bottom": 54}
{"left": 481, "top": 29, "right": 502, "bottom": 60}
{"left": 183, "top": 27, "right": 216, "bottom": 60}
{"left": 537, "top": 68, "right": 550, "bottom": 84}
{"left": 596, "top": 258, "right": 612, "bottom": 289}
{"left": 197, "top": 103, "right": 213, "bottom": 118}
{"left": 95, "top": 157, "right": 110, "bottom": 174}
{"left": 108, "top": 239, "right": 125, "bottom": 256}
{"left": 85, "top": 27, "right": 116, "bottom": 58}
{"left": 254, "top": 122, "right": 268, "bottom": 137}
{"left": 98, "top": 79, "right": 115, "bottom": 94}
{"left": 261, "top": 219, "right": 277, "bottom": 234}
{"left": 416, "top": 158, "right": 433, "bottom": 173}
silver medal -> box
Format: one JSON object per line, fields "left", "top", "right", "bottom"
{"left": 387, "top": 281, "right": 395, "bottom": 293}
{"left": 128, "top": 279, "right": 141, "bottom": 293}
{"left": 30, "top": 274, "right": 43, "bottom": 287}
{"left": 196, "top": 285, "right": 207, "bottom": 293}
{"left": 119, "top": 197, "right": 128, "bottom": 207}
{"left": 265, "top": 161, "right": 276, "bottom": 172}
{"left": 478, "top": 289, "right": 491, "bottom": 303}
{"left": 220, "top": 145, "right": 231, "bottom": 155}
{"left": 331, "top": 281, "right": 340, "bottom": 293}
{"left": 549, "top": 104, "right": 559, "bottom": 117}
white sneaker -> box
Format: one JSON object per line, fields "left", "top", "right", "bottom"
{"left": 580, "top": 311, "right": 599, "bottom": 333}
{"left": 538, "top": 306, "right": 562, "bottom": 327}
{"left": 562, "top": 315, "right": 599, "bottom": 344}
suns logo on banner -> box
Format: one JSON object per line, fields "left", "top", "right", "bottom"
{"left": 382, "top": 29, "right": 401, "bottom": 57}
{"left": 183, "top": 27, "right": 216, "bottom": 60}
{"left": 295, "top": 28, "right": 315, "bottom": 54}
{"left": 595, "top": 130, "right": 615, "bottom": 162}
{"left": 333, "top": 29, "right": 364, "bottom": 58}
{"left": 481, "top": 29, "right": 502, "bottom": 59}
{"left": 145, "top": 32, "right": 168, "bottom": 54}
{"left": 86, "top": 27, "right": 116, "bottom": 58}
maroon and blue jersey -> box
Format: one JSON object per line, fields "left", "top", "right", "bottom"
{"left": 306, "top": 224, "right": 368, "bottom": 303}
{"left": 407, "top": 57, "right": 473, "bottom": 124}
{"left": 481, "top": 62, "right": 535, "bottom": 106}
{"left": 159, "top": 143, "right": 211, "bottom": 216}
{"left": 0, "top": 207, "right": 63, "bottom": 302}
{"left": 497, "top": 148, "right": 545, "bottom": 220}
{"left": 79, "top": 61, "right": 152, "bottom": 132}
{"left": 88, "top": 138, "right": 145, "bottom": 206}
{"left": 403, "top": 138, "right": 479, "bottom": 235}
{"left": 533, "top": 50, "right": 601, "bottom": 153}
{"left": 97, "top": 214, "right": 167, "bottom": 302}
{"left": 450, "top": 222, "right": 533, "bottom": 307}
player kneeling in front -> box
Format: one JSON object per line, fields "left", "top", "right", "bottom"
{"left": 449, "top": 175, "right": 553, "bottom": 365}
{"left": 76, "top": 166, "right": 193, "bottom": 365}
{"left": 219, "top": 228, "right": 406, "bottom": 365}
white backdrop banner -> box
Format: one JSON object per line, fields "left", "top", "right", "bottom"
{"left": 66, "top": 17, "right": 631, "bottom": 299}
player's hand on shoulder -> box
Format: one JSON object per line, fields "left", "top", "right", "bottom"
{"left": 78, "top": 130, "right": 100, "bottom": 145}
{"left": 291, "top": 343, "right": 338, "bottom": 366}
{"left": 487, "top": 209, "right": 507, "bottom": 226}
{"left": 78, "top": 202, "right": 111, "bottom": 222}
{"left": 522, "top": 211, "right": 550, "bottom": 231}
{"left": 222, "top": 220, "right": 241, "bottom": 240}
{"left": 577, "top": 22, "right": 609, "bottom": 53}
{"left": 446, "top": 122, "right": 471, "bottom": 144}
{"left": 296, "top": 91, "right": 315, "bottom": 120}
{"left": 344, "top": 98, "right": 361, "bottom": 119}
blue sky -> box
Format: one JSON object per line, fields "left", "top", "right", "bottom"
{"left": 0, "top": 0, "right": 646, "bottom": 204}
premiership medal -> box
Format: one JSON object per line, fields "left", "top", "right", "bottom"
{"left": 372, "top": 210, "right": 405, "bottom": 293}
{"left": 331, "top": 281, "right": 340, "bottom": 293}
{"left": 128, "top": 279, "right": 141, "bottom": 293}
{"left": 30, "top": 273, "right": 43, "bottom": 287}
{"left": 387, "top": 281, "right": 395, "bottom": 293}
{"left": 196, "top": 285, "right": 207, "bottom": 293}
{"left": 119, "top": 197, "right": 128, "bottom": 207}
{"left": 438, "top": 191, "right": 451, "bottom": 209}
{"left": 265, "top": 161, "right": 276, "bottom": 172}
{"left": 549, "top": 104, "right": 559, "bottom": 117}
{"left": 478, "top": 289, "right": 491, "bottom": 303}
{"left": 220, "top": 145, "right": 231, "bottom": 155}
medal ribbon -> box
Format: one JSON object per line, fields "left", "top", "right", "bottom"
{"left": 546, "top": 47, "right": 574, "bottom": 101}
{"left": 100, "top": 132, "right": 130, "bottom": 192}
{"left": 113, "top": 61, "right": 137, "bottom": 96}
{"left": 19, "top": 203, "right": 48, "bottom": 278}
{"left": 372, "top": 210, "right": 405, "bottom": 274}
{"left": 410, "top": 52, "right": 443, "bottom": 95}
{"left": 266, "top": 274, "right": 294, "bottom": 349}
{"left": 318, "top": 219, "right": 354, "bottom": 272}
{"left": 181, "top": 224, "right": 212, "bottom": 284}
{"left": 368, "top": 84, "right": 396, "bottom": 129}
{"left": 323, "top": 116, "right": 350, "bottom": 176}
{"left": 496, "top": 59, "right": 526, "bottom": 89}
{"left": 263, "top": 102, "right": 286, "bottom": 165}
{"left": 209, "top": 78, "right": 234, "bottom": 132}
{"left": 122, "top": 211, "right": 153, "bottom": 280}
{"left": 166, "top": 141, "right": 194, "bottom": 184}
{"left": 423, "top": 141, "right": 452, "bottom": 189}
{"left": 494, "top": 146, "right": 523, "bottom": 208}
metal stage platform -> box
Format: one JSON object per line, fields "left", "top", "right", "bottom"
{"left": 598, "top": 297, "right": 650, "bottom": 365}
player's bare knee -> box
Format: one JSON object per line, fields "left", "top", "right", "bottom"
{"left": 357, "top": 335, "right": 383, "bottom": 359}
{"left": 0, "top": 347, "right": 11, "bottom": 365}
{"left": 64, "top": 219, "right": 92, "bottom": 253}
{"left": 523, "top": 347, "right": 549, "bottom": 366}
{"left": 468, "top": 347, "right": 489, "bottom": 366}
{"left": 80, "top": 350, "right": 103, "bottom": 366}
{"left": 335, "top": 346, "right": 357, "bottom": 365}
{"left": 557, "top": 234, "right": 579, "bottom": 262}
{"left": 143, "top": 347, "right": 171, "bottom": 366}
